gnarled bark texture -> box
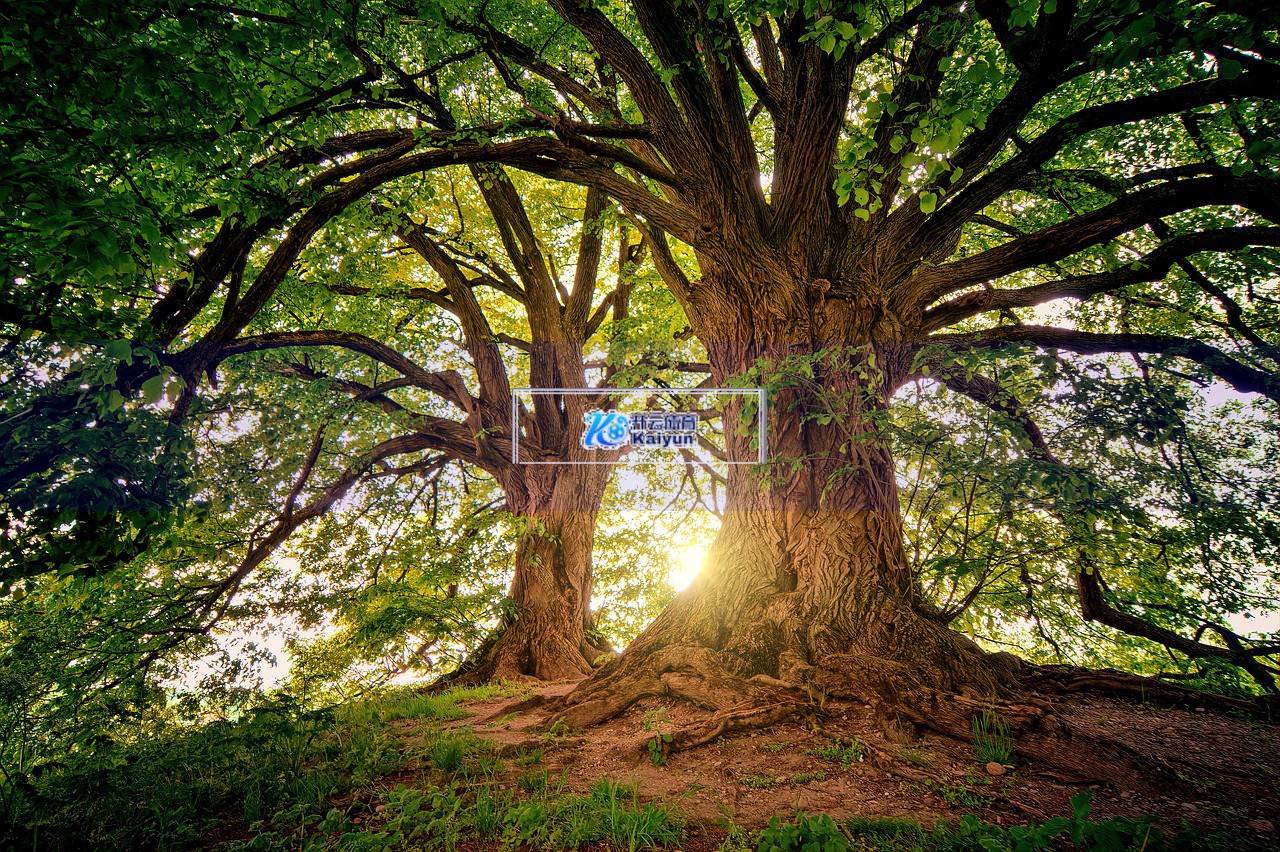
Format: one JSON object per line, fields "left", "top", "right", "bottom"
{"left": 456, "top": 458, "right": 613, "bottom": 683}
{"left": 560, "top": 260, "right": 1011, "bottom": 731}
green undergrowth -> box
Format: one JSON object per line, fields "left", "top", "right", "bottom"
{"left": 239, "top": 775, "right": 683, "bottom": 852}
{"left": 3, "top": 683, "right": 525, "bottom": 850}
{"left": 754, "top": 795, "right": 1239, "bottom": 852}
{"left": 2, "top": 684, "right": 1251, "bottom": 852}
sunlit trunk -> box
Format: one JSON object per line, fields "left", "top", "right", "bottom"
{"left": 562, "top": 265, "right": 1005, "bottom": 723}
{"left": 455, "top": 455, "right": 612, "bottom": 683}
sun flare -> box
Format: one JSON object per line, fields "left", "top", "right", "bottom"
{"left": 669, "top": 546, "right": 707, "bottom": 592}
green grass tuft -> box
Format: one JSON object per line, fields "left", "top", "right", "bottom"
{"left": 971, "top": 708, "right": 1016, "bottom": 765}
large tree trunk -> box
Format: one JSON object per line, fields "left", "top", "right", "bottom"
{"left": 560, "top": 264, "right": 1013, "bottom": 728}
{"left": 451, "top": 450, "right": 614, "bottom": 683}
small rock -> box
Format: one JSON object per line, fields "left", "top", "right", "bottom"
{"left": 1180, "top": 803, "right": 1198, "bottom": 812}
{"left": 1248, "top": 819, "right": 1274, "bottom": 833}
{"left": 1194, "top": 707, "right": 1206, "bottom": 713}
{"left": 375, "top": 804, "right": 386, "bottom": 813}
{"left": 986, "top": 761, "right": 1007, "bottom": 776}
{"left": 1120, "top": 791, "right": 1131, "bottom": 799}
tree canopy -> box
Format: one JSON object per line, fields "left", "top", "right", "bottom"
{"left": 2, "top": 0, "right": 1280, "bottom": 841}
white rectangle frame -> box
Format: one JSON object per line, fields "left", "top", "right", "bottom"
{"left": 510, "top": 387, "right": 767, "bottom": 466}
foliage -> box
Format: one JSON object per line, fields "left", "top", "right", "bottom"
{"left": 971, "top": 711, "right": 1016, "bottom": 766}
{"left": 1, "top": 685, "right": 504, "bottom": 849}
{"left": 643, "top": 707, "right": 673, "bottom": 766}
{"left": 764, "top": 795, "right": 1232, "bottom": 852}
{"left": 809, "top": 738, "right": 865, "bottom": 767}
{"left": 757, "top": 813, "right": 850, "bottom": 852}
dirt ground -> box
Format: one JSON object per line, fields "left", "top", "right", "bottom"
{"left": 418, "top": 681, "right": 1280, "bottom": 846}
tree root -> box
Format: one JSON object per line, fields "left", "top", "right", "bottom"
{"left": 668, "top": 702, "right": 801, "bottom": 752}
{"left": 553, "top": 644, "right": 806, "bottom": 729}
{"left": 554, "top": 644, "right": 1247, "bottom": 797}
{"left": 1024, "top": 664, "right": 1276, "bottom": 718}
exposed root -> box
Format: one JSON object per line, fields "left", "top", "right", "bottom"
{"left": 668, "top": 702, "right": 801, "bottom": 752}
{"left": 1025, "top": 664, "right": 1276, "bottom": 718}
{"left": 548, "top": 615, "right": 1256, "bottom": 793}
{"left": 554, "top": 644, "right": 806, "bottom": 729}
{"left": 857, "top": 738, "right": 935, "bottom": 785}
{"left": 431, "top": 619, "right": 599, "bottom": 689}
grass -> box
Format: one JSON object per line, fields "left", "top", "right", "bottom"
{"left": 970, "top": 709, "right": 1015, "bottom": 765}
{"left": 338, "top": 682, "right": 520, "bottom": 727}
{"left": 2, "top": 683, "right": 523, "bottom": 851}
{"left": 514, "top": 746, "right": 544, "bottom": 765}
{"left": 809, "top": 737, "right": 864, "bottom": 766}
{"left": 5, "top": 680, "right": 1240, "bottom": 852}
{"left": 740, "top": 770, "right": 826, "bottom": 788}
{"left": 516, "top": 767, "right": 551, "bottom": 793}
{"left": 486, "top": 711, "right": 520, "bottom": 728}
{"left": 901, "top": 744, "right": 933, "bottom": 767}
{"left": 740, "top": 772, "right": 783, "bottom": 788}
{"left": 248, "top": 776, "right": 684, "bottom": 852}
{"left": 902, "top": 779, "right": 995, "bottom": 810}
{"left": 756, "top": 795, "right": 1232, "bottom": 852}
{"left": 428, "top": 735, "right": 469, "bottom": 773}
{"left": 542, "top": 716, "right": 577, "bottom": 743}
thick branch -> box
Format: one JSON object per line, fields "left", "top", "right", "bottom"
{"left": 908, "top": 176, "right": 1280, "bottom": 307}
{"left": 920, "top": 226, "right": 1280, "bottom": 331}
{"left": 934, "top": 325, "right": 1280, "bottom": 402}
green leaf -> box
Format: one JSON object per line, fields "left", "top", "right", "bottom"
{"left": 105, "top": 340, "right": 132, "bottom": 362}
{"left": 141, "top": 375, "right": 167, "bottom": 405}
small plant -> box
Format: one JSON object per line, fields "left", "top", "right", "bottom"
{"left": 900, "top": 745, "right": 932, "bottom": 767}
{"left": 913, "top": 778, "right": 995, "bottom": 810}
{"left": 541, "top": 717, "right": 575, "bottom": 743}
{"left": 430, "top": 736, "right": 468, "bottom": 773}
{"left": 789, "top": 770, "right": 826, "bottom": 785}
{"left": 643, "top": 707, "right": 671, "bottom": 732}
{"left": 648, "top": 732, "right": 673, "bottom": 766}
{"left": 765, "top": 740, "right": 787, "bottom": 753}
{"left": 740, "top": 773, "right": 783, "bottom": 789}
{"left": 757, "top": 813, "right": 850, "bottom": 852}
{"left": 808, "top": 737, "right": 863, "bottom": 767}
{"left": 971, "top": 708, "right": 1015, "bottom": 765}
{"left": 517, "top": 768, "right": 549, "bottom": 793}
{"left": 514, "top": 747, "right": 544, "bottom": 766}
{"left": 644, "top": 706, "right": 673, "bottom": 766}
{"left": 718, "top": 821, "right": 755, "bottom": 852}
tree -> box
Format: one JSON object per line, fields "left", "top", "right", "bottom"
{"left": 0, "top": 0, "right": 693, "bottom": 682}
{"left": 351, "top": 0, "right": 1280, "bottom": 741}
{"left": 6, "top": 0, "right": 1280, "bottom": 752}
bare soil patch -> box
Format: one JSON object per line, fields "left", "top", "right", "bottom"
{"left": 424, "top": 680, "right": 1280, "bottom": 844}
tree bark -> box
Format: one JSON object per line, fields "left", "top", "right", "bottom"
{"left": 450, "top": 413, "right": 614, "bottom": 684}
{"left": 560, "top": 263, "right": 1013, "bottom": 728}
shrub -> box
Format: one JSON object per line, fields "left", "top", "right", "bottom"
{"left": 757, "top": 813, "right": 850, "bottom": 852}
